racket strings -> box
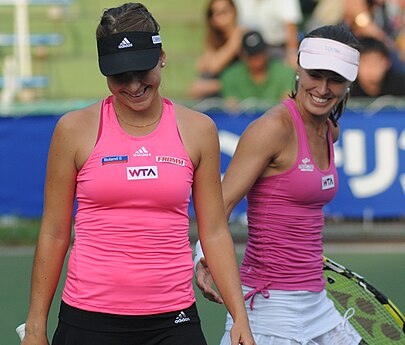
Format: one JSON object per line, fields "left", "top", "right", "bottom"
{"left": 324, "top": 268, "right": 405, "bottom": 344}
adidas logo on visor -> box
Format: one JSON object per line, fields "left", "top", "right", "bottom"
{"left": 118, "top": 37, "right": 133, "bottom": 49}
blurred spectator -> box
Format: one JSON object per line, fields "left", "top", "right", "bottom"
{"left": 343, "top": 0, "right": 405, "bottom": 71}
{"left": 188, "top": 0, "right": 245, "bottom": 99}
{"left": 304, "top": 0, "right": 405, "bottom": 72}
{"left": 304, "top": 0, "right": 345, "bottom": 31}
{"left": 388, "top": 0, "right": 405, "bottom": 64}
{"left": 234, "top": 0, "right": 303, "bottom": 67}
{"left": 343, "top": 0, "right": 393, "bottom": 43}
{"left": 220, "top": 31, "right": 295, "bottom": 107}
{"left": 351, "top": 36, "right": 405, "bottom": 97}
{"left": 299, "top": 0, "right": 318, "bottom": 19}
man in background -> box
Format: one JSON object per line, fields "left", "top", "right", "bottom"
{"left": 220, "top": 30, "right": 295, "bottom": 107}
{"left": 351, "top": 36, "right": 405, "bottom": 97}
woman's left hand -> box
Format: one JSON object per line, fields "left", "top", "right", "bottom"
{"left": 195, "top": 257, "right": 224, "bottom": 304}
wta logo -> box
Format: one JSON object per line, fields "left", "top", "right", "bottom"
{"left": 127, "top": 166, "right": 158, "bottom": 180}
{"left": 322, "top": 174, "right": 335, "bottom": 190}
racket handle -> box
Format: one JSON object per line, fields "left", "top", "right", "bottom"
{"left": 16, "top": 323, "right": 25, "bottom": 341}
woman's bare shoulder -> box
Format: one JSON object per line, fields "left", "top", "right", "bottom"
{"left": 245, "top": 103, "right": 294, "bottom": 139}
{"left": 174, "top": 103, "right": 217, "bottom": 133}
{"left": 56, "top": 101, "right": 102, "bottom": 134}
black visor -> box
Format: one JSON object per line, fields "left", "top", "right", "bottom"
{"left": 97, "top": 31, "right": 162, "bottom": 76}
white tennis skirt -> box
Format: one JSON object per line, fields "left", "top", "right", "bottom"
{"left": 220, "top": 286, "right": 362, "bottom": 345}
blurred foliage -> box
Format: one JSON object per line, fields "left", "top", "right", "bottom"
{"left": 0, "top": 217, "right": 41, "bottom": 245}
{"left": 0, "top": 0, "right": 207, "bottom": 101}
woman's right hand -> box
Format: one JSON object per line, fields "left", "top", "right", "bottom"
{"left": 195, "top": 257, "right": 224, "bottom": 304}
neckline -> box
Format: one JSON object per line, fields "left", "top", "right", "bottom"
{"left": 285, "top": 99, "right": 333, "bottom": 173}
{"left": 110, "top": 96, "right": 166, "bottom": 140}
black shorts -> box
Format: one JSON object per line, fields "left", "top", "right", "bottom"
{"left": 52, "top": 301, "right": 207, "bottom": 345}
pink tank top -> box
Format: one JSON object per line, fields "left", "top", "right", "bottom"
{"left": 62, "top": 96, "right": 195, "bottom": 315}
{"left": 240, "top": 98, "right": 338, "bottom": 308}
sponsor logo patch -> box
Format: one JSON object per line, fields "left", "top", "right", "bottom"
{"left": 101, "top": 155, "right": 128, "bottom": 165}
{"left": 156, "top": 156, "right": 185, "bottom": 166}
{"left": 133, "top": 146, "right": 151, "bottom": 157}
{"left": 298, "top": 157, "right": 314, "bottom": 172}
{"left": 322, "top": 174, "right": 335, "bottom": 190}
{"left": 127, "top": 166, "right": 158, "bottom": 180}
{"left": 174, "top": 311, "right": 190, "bottom": 324}
{"left": 152, "top": 35, "right": 161, "bottom": 44}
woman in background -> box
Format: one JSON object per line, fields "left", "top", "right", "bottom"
{"left": 189, "top": 0, "right": 245, "bottom": 99}
{"left": 195, "top": 24, "right": 364, "bottom": 345}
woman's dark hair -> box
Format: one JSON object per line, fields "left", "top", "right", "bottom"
{"left": 96, "top": 3, "right": 160, "bottom": 40}
{"left": 291, "top": 24, "right": 360, "bottom": 126}
{"left": 206, "top": 0, "right": 237, "bottom": 50}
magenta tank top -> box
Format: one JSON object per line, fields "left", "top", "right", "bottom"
{"left": 62, "top": 96, "right": 195, "bottom": 315}
{"left": 240, "top": 98, "right": 338, "bottom": 308}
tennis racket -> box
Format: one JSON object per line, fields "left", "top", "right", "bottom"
{"left": 323, "top": 256, "right": 405, "bottom": 344}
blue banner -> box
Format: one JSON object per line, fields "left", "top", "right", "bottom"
{"left": 0, "top": 115, "right": 58, "bottom": 217}
{"left": 1, "top": 108, "right": 405, "bottom": 218}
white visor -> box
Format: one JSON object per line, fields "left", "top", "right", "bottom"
{"left": 298, "top": 37, "right": 360, "bottom": 82}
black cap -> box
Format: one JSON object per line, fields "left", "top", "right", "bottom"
{"left": 97, "top": 31, "right": 162, "bottom": 76}
{"left": 242, "top": 30, "right": 266, "bottom": 56}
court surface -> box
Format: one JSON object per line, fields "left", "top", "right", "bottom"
{"left": 1, "top": 243, "right": 404, "bottom": 345}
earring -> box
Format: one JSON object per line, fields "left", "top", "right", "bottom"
{"left": 295, "top": 74, "right": 299, "bottom": 81}
{"left": 161, "top": 62, "right": 166, "bottom": 67}
{"left": 346, "top": 87, "right": 350, "bottom": 93}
